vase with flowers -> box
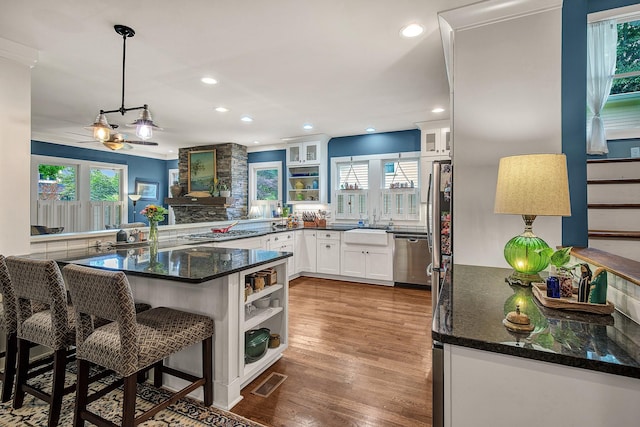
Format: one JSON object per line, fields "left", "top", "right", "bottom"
{"left": 140, "top": 204, "right": 168, "bottom": 252}
{"left": 211, "top": 177, "right": 220, "bottom": 197}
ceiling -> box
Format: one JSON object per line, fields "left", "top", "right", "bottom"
{"left": 1, "top": 0, "right": 473, "bottom": 159}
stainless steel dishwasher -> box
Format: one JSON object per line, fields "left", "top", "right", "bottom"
{"left": 393, "top": 234, "right": 431, "bottom": 287}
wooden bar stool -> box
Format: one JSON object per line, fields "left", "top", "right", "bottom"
{"left": 63, "top": 264, "right": 214, "bottom": 427}
{"left": 5, "top": 256, "right": 78, "bottom": 427}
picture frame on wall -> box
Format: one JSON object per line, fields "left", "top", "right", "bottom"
{"left": 135, "top": 179, "right": 159, "bottom": 200}
{"left": 188, "top": 149, "right": 216, "bottom": 192}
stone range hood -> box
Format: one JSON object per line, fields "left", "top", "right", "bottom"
{"left": 167, "top": 143, "right": 247, "bottom": 223}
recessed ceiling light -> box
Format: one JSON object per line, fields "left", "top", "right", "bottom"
{"left": 253, "top": 140, "right": 260, "bottom": 144}
{"left": 303, "top": 123, "right": 313, "bottom": 130}
{"left": 215, "top": 106, "right": 229, "bottom": 113}
{"left": 400, "top": 23, "right": 424, "bottom": 38}
{"left": 201, "top": 77, "right": 218, "bottom": 85}
{"left": 365, "top": 127, "right": 376, "bottom": 132}
{"left": 432, "top": 107, "right": 445, "bottom": 113}
{"left": 241, "top": 116, "right": 253, "bottom": 122}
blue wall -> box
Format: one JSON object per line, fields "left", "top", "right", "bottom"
{"left": 247, "top": 150, "right": 287, "bottom": 202}
{"left": 327, "top": 129, "right": 420, "bottom": 202}
{"left": 589, "top": 139, "right": 640, "bottom": 159}
{"left": 561, "top": 0, "right": 640, "bottom": 247}
{"left": 32, "top": 141, "right": 171, "bottom": 224}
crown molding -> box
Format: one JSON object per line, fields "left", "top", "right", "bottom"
{"left": 439, "top": 0, "right": 563, "bottom": 32}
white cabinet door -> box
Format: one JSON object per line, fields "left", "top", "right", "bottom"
{"left": 267, "top": 232, "right": 295, "bottom": 275}
{"left": 365, "top": 249, "right": 393, "bottom": 281}
{"left": 316, "top": 241, "right": 340, "bottom": 275}
{"left": 286, "top": 141, "right": 321, "bottom": 165}
{"left": 295, "top": 230, "right": 317, "bottom": 273}
{"left": 340, "top": 247, "right": 366, "bottom": 277}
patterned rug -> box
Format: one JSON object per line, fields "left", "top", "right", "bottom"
{"left": 0, "top": 365, "right": 265, "bottom": 426}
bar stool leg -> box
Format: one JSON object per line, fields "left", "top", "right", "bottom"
{"left": 122, "top": 374, "right": 137, "bottom": 427}
{"left": 12, "top": 338, "right": 30, "bottom": 409}
{"left": 153, "top": 360, "right": 163, "bottom": 387}
{"left": 1, "top": 332, "right": 17, "bottom": 403}
{"left": 74, "top": 359, "right": 90, "bottom": 427}
{"left": 203, "top": 337, "right": 213, "bottom": 406}
{"left": 46, "top": 348, "right": 67, "bottom": 427}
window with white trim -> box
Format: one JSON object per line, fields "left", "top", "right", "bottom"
{"left": 588, "top": 17, "right": 640, "bottom": 138}
{"left": 249, "top": 162, "right": 282, "bottom": 202}
{"left": 31, "top": 156, "right": 127, "bottom": 233}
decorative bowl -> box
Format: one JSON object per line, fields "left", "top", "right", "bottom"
{"left": 253, "top": 295, "right": 271, "bottom": 309}
{"left": 245, "top": 328, "right": 270, "bottom": 363}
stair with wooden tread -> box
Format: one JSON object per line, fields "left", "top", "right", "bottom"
{"left": 587, "top": 157, "right": 640, "bottom": 261}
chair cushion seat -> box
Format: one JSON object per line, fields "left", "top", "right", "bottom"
{"left": 18, "top": 304, "right": 76, "bottom": 349}
{"left": 78, "top": 307, "right": 214, "bottom": 377}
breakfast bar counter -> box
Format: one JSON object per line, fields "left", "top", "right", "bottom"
{"left": 432, "top": 264, "right": 640, "bottom": 426}
{"left": 45, "top": 243, "right": 292, "bottom": 410}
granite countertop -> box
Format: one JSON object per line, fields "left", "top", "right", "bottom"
{"left": 44, "top": 244, "right": 291, "bottom": 284}
{"left": 433, "top": 264, "right": 640, "bottom": 379}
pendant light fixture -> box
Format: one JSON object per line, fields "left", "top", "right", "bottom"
{"left": 85, "top": 25, "right": 162, "bottom": 143}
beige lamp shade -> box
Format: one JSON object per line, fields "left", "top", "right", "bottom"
{"left": 494, "top": 154, "right": 571, "bottom": 217}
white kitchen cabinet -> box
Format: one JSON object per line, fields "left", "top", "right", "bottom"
{"left": 286, "top": 137, "right": 329, "bottom": 204}
{"left": 287, "top": 141, "right": 321, "bottom": 165}
{"left": 316, "top": 231, "right": 341, "bottom": 275}
{"left": 265, "top": 232, "right": 295, "bottom": 275}
{"left": 295, "top": 229, "right": 317, "bottom": 273}
{"left": 340, "top": 242, "right": 393, "bottom": 281}
{"left": 416, "top": 120, "right": 451, "bottom": 158}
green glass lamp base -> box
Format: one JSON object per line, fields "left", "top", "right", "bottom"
{"left": 505, "top": 271, "right": 543, "bottom": 287}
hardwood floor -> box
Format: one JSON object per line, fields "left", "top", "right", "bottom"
{"left": 231, "top": 276, "right": 434, "bottom": 427}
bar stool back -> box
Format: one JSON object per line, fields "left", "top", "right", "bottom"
{"left": 6, "top": 256, "right": 77, "bottom": 427}
{"left": 63, "top": 264, "right": 214, "bottom": 427}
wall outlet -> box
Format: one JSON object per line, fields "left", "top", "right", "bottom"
{"left": 631, "top": 147, "right": 640, "bottom": 158}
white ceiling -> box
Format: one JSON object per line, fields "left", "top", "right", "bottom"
{"left": 1, "top": 0, "right": 473, "bottom": 159}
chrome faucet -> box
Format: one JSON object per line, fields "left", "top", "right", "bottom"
{"left": 371, "top": 208, "right": 378, "bottom": 227}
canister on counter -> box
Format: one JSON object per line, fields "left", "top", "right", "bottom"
{"left": 546, "top": 276, "right": 560, "bottom": 299}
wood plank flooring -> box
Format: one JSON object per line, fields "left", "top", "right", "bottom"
{"left": 231, "top": 276, "right": 434, "bottom": 427}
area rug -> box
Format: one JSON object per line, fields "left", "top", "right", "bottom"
{"left": 0, "top": 366, "right": 266, "bottom": 427}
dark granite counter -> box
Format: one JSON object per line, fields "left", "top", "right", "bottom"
{"left": 50, "top": 244, "right": 291, "bottom": 284}
{"left": 433, "top": 264, "right": 640, "bottom": 379}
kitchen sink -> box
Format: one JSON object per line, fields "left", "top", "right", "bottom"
{"left": 343, "top": 228, "right": 388, "bottom": 246}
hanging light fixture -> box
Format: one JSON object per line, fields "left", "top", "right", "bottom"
{"left": 85, "top": 25, "right": 162, "bottom": 143}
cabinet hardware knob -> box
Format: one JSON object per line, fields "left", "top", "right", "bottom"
{"left": 326, "top": 245, "right": 330, "bottom": 249}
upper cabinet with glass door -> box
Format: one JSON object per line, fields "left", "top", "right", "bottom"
{"left": 416, "top": 120, "right": 451, "bottom": 158}
{"left": 287, "top": 141, "right": 321, "bottom": 165}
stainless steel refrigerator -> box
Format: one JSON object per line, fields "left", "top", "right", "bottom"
{"left": 427, "top": 159, "right": 451, "bottom": 427}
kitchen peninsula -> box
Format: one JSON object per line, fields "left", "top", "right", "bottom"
{"left": 49, "top": 243, "right": 292, "bottom": 410}
{"left": 433, "top": 264, "right": 640, "bottom": 427}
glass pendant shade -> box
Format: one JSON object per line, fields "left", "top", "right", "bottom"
{"left": 129, "top": 107, "right": 161, "bottom": 140}
{"left": 86, "top": 112, "right": 111, "bottom": 142}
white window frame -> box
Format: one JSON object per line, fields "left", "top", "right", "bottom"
{"left": 31, "top": 155, "right": 129, "bottom": 231}
{"left": 249, "top": 161, "right": 282, "bottom": 219}
{"left": 331, "top": 151, "right": 421, "bottom": 224}
{"left": 588, "top": 8, "right": 640, "bottom": 139}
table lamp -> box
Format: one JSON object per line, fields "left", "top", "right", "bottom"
{"left": 129, "top": 194, "right": 142, "bottom": 221}
{"left": 494, "top": 154, "right": 571, "bottom": 286}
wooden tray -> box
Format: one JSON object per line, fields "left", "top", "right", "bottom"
{"left": 531, "top": 283, "right": 614, "bottom": 315}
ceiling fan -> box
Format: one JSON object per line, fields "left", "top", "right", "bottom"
{"left": 77, "top": 124, "right": 159, "bottom": 151}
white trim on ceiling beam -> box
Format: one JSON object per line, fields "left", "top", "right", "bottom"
{"left": 438, "top": 0, "right": 563, "bottom": 32}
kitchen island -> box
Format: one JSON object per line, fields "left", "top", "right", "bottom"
{"left": 433, "top": 264, "right": 640, "bottom": 427}
{"left": 52, "top": 243, "right": 292, "bottom": 410}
